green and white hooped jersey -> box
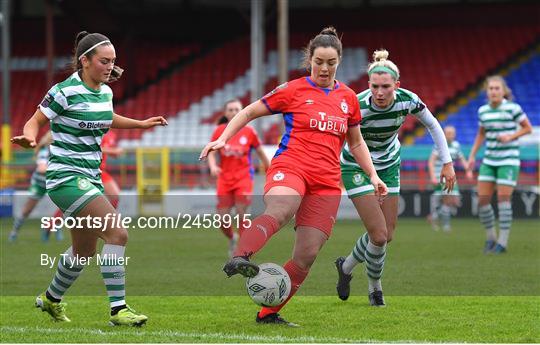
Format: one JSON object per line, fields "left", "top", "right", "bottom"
{"left": 433, "top": 140, "right": 464, "bottom": 177}
{"left": 341, "top": 88, "right": 435, "bottom": 171}
{"left": 39, "top": 72, "right": 113, "bottom": 190}
{"left": 30, "top": 146, "right": 50, "bottom": 188}
{"left": 478, "top": 99, "right": 527, "bottom": 167}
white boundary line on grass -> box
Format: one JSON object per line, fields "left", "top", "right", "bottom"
{"left": 1, "top": 325, "right": 420, "bottom": 343}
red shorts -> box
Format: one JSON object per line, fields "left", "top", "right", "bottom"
{"left": 101, "top": 170, "right": 114, "bottom": 184}
{"left": 217, "top": 178, "right": 253, "bottom": 209}
{"left": 264, "top": 165, "right": 341, "bottom": 237}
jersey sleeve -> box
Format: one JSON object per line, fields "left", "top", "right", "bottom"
{"left": 211, "top": 125, "right": 225, "bottom": 141}
{"left": 408, "top": 92, "right": 428, "bottom": 116}
{"left": 38, "top": 84, "right": 67, "bottom": 120}
{"left": 477, "top": 107, "right": 484, "bottom": 128}
{"left": 261, "top": 82, "right": 294, "bottom": 114}
{"left": 348, "top": 96, "right": 362, "bottom": 126}
{"left": 512, "top": 103, "right": 528, "bottom": 123}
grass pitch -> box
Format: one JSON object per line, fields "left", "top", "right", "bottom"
{"left": 1, "top": 218, "right": 539, "bottom": 342}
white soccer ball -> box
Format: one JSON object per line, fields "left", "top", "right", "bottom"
{"left": 246, "top": 263, "right": 291, "bottom": 307}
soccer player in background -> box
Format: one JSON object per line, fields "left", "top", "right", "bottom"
{"left": 100, "top": 130, "right": 123, "bottom": 209}
{"left": 11, "top": 31, "right": 167, "bottom": 326}
{"left": 335, "top": 49, "right": 455, "bottom": 306}
{"left": 427, "top": 125, "right": 471, "bottom": 232}
{"left": 8, "top": 131, "right": 63, "bottom": 242}
{"left": 201, "top": 27, "right": 387, "bottom": 326}
{"left": 207, "top": 99, "right": 270, "bottom": 258}
{"left": 468, "top": 75, "right": 532, "bottom": 254}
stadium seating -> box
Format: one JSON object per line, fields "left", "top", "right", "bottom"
{"left": 115, "top": 25, "right": 540, "bottom": 147}
{"left": 415, "top": 52, "right": 540, "bottom": 144}
{"left": 4, "top": 41, "right": 200, "bottom": 134}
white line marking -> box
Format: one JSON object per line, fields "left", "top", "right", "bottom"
{"left": 1, "top": 325, "right": 420, "bottom": 343}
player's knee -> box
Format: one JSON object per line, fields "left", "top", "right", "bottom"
{"left": 267, "top": 208, "right": 294, "bottom": 227}
{"left": 107, "top": 228, "right": 128, "bottom": 246}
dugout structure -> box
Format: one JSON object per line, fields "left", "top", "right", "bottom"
{"left": 136, "top": 147, "right": 170, "bottom": 215}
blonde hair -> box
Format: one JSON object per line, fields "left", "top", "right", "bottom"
{"left": 367, "top": 49, "right": 400, "bottom": 81}
{"left": 485, "top": 75, "right": 513, "bottom": 101}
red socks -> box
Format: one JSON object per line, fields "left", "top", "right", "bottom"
{"left": 233, "top": 214, "right": 279, "bottom": 258}
{"left": 258, "top": 259, "right": 309, "bottom": 318}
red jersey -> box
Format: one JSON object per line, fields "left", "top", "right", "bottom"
{"left": 100, "top": 130, "right": 117, "bottom": 171}
{"left": 261, "top": 77, "right": 361, "bottom": 184}
{"left": 211, "top": 124, "right": 261, "bottom": 183}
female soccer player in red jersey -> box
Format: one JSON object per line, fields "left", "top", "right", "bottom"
{"left": 201, "top": 27, "right": 387, "bottom": 326}
{"left": 208, "top": 99, "right": 270, "bottom": 257}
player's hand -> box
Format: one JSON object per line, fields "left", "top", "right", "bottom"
{"left": 497, "top": 134, "right": 513, "bottom": 143}
{"left": 465, "top": 169, "right": 474, "bottom": 180}
{"left": 370, "top": 174, "right": 388, "bottom": 199}
{"left": 430, "top": 176, "right": 438, "bottom": 185}
{"left": 141, "top": 116, "right": 168, "bottom": 129}
{"left": 440, "top": 162, "right": 456, "bottom": 193}
{"left": 200, "top": 139, "right": 226, "bottom": 160}
{"left": 210, "top": 165, "right": 222, "bottom": 177}
{"left": 11, "top": 135, "right": 37, "bottom": 148}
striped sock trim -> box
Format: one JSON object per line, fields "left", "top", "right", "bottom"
{"left": 498, "top": 202, "right": 513, "bottom": 232}
{"left": 100, "top": 244, "right": 126, "bottom": 308}
{"left": 364, "top": 241, "right": 386, "bottom": 281}
{"left": 479, "top": 204, "right": 495, "bottom": 234}
{"left": 46, "top": 247, "right": 84, "bottom": 300}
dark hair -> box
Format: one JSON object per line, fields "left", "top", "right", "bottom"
{"left": 217, "top": 99, "right": 243, "bottom": 125}
{"left": 71, "top": 31, "right": 123, "bottom": 82}
{"left": 302, "top": 26, "right": 342, "bottom": 70}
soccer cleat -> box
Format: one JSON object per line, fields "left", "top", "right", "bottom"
{"left": 35, "top": 293, "right": 71, "bottom": 322}
{"left": 335, "top": 257, "right": 352, "bottom": 301}
{"left": 368, "top": 289, "right": 386, "bottom": 307}
{"left": 223, "top": 256, "right": 259, "bottom": 278}
{"left": 228, "top": 233, "right": 239, "bottom": 259}
{"left": 109, "top": 305, "right": 148, "bottom": 327}
{"left": 256, "top": 312, "right": 299, "bottom": 327}
{"left": 483, "top": 240, "right": 497, "bottom": 254}
{"left": 493, "top": 244, "right": 507, "bottom": 254}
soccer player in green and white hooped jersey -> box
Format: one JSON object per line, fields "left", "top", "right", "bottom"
{"left": 467, "top": 76, "right": 532, "bottom": 254}
{"left": 8, "top": 131, "right": 64, "bottom": 242}
{"left": 11, "top": 31, "right": 167, "bottom": 326}
{"left": 427, "top": 126, "right": 472, "bottom": 232}
{"left": 334, "top": 49, "right": 456, "bottom": 306}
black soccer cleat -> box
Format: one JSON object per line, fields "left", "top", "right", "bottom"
{"left": 256, "top": 312, "right": 299, "bottom": 327}
{"left": 335, "top": 257, "right": 353, "bottom": 301}
{"left": 369, "top": 289, "right": 386, "bottom": 307}
{"left": 222, "top": 256, "right": 260, "bottom": 278}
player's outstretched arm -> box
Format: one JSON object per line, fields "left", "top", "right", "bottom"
{"left": 200, "top": 100, "right": 269, "bottom": 160}
{"left": 111, "top": 113, "right": 168, "bottom": 129}
{"left": 11, "top": 109, "right": 49, "bottom": 149}
{"left": 345, "top": 126, "right": 388, "bottom": 197}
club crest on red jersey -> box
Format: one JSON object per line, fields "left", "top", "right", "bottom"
{"left": 341, "top": 99, "right": 348, "bottom": 114}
